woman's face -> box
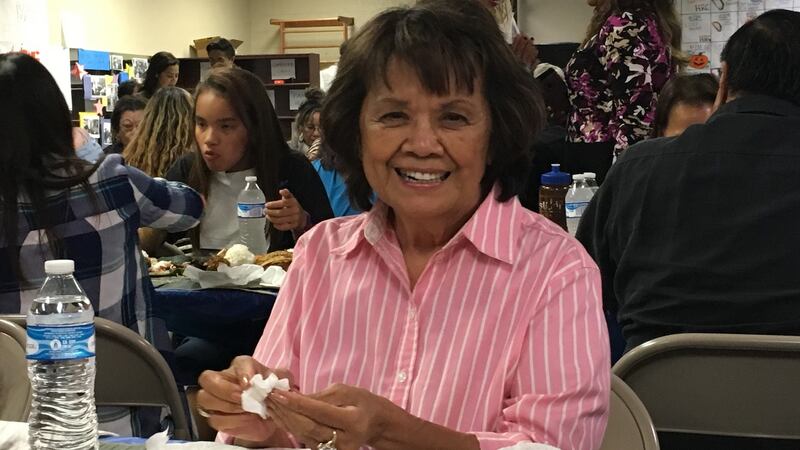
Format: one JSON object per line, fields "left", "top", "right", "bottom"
{"left": 158, "top": 64, "right": 179, "bottom": 88}
{"left": 195, "top": 91, "right": 250, "bottom": 172}
{"left": 662, "top": 101, "right": 714, "bottom": 137}
{"left": 118, "top": 109, "right": 144, "bottom": 146}
{"left": 359, "top": 58, "right": 491, "bottom": 225}
{"left": 302, "top": 112, "right": 321, "bottom": 146}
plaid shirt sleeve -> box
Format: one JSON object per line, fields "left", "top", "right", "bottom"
{"left": 124, "top": 162, "right": 203, "bottom": 232}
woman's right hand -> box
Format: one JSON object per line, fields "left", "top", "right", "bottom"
{"left": 197, "top": 356, "right": 295, "bottom": 445}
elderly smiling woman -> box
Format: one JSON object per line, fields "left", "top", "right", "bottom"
{"left": 197, "top": 1, "right": 610, "bottom": 449}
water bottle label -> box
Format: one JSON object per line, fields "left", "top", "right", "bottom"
{"left": 565, "top": 201, "right": 590, "bottom": 218}
{"left": 26, "top": 324, "right": 96, "bottom": 360}
{"left": 238, "top": 203, "right": 266, "bottom": 218}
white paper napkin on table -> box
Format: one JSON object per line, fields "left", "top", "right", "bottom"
{"left": 183, "top": 264, "right": 264, "bottom": 289}
{"left": 145, "top": 429, "right": 303, "bottom": 449}
{"left": 241, "top": 373, "right": 291, "bottom": 419}
{"left": 259, "top": 266, "right": 286, "bottom": 288}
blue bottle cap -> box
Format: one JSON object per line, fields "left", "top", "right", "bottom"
{"left": 540, "top": 164, "right": 571, "bottom": 186}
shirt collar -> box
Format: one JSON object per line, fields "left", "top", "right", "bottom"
{"left": 331, "top": 185, "right": 519, "bottom": 265}
{"left": 711, "top": 94, "right": 800, "bottom": 121}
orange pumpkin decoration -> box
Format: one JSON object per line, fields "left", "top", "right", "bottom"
{"left": 689, "top": 53, "right": 709, "bottom": 69}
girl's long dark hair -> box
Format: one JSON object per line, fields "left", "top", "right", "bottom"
{"left": 142, "top": 51, "right": 178, "bottom": 98}
{"left": 0, "top": 53, "right": 99, "bottom": 278}
{"left": 187, "top": 67, "right": 292, "bottom": 251}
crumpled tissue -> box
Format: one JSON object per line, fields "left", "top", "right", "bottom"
{"left": 241, "top": 373, "right": 291, "bottom": 419}
{"left": 259, "top": 265, "right": 286, "bottom": 288}
{"left": 183, "top": 263, "right": 264, "bottom": 289}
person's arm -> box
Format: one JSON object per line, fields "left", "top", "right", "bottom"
{"left": 287, "top": 152, "right": 334, "bottom": 228}
{"left": 576, "top": 167, "right": 618, "bottom": 312}
{"left": 125, "top": 161, "right": 203, "bottom": 232}
{"left": 601, "top": 13, "right": 671, "bottom": 153}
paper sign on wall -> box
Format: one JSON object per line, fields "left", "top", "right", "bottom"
{"left": 78, "top": 49, "right": 110, "bottom": 71}
{"left": 289, "top": 89, "right": 306, "bottom": 111}
{"left": 267, "top": 89, "right": 276, "bottom": 107}
{"left": 271, "top": 59, "right": 296, "bottom": 80}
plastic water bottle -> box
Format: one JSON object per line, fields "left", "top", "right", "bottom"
{"left": 583, "top": 172, "right": 599, "bottom": 193}
{"left": 565, "top": 174, "right": 594, "bottom": 236}
{"left": 237, "top": 175, "right": 268, "bottom": 254}
{"left": 27, "top": 259, "right": 97, "bottom": 450}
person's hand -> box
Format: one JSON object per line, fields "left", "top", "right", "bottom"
{"left": 266, "top": 383, "right": 403, "bottom": 450}
{"left": 197, "top": 356, "right": 295, "bottom": 444}
{"left": 266, "top": 189, "right": 307, "bottom": 232}
{"left": 512, "top": 33, "right": 539, "bottom": 70}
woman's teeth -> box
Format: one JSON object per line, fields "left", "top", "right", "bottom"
{"left": 396, "top": 169, "right": 450, "bottom": 183}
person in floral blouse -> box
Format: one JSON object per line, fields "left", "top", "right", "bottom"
{"left": 566, "top": 0, "right": 682, "bottom": 160}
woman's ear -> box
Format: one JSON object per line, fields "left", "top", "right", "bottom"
{"left": 713, "top": 62, "right": 729, "bottom": 112}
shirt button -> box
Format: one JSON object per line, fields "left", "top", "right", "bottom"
{"left": 397, "top": 371, "right": 408, "bottom": 383}
{"left": 408, "top": 308, "right": 416, "bottom": 319}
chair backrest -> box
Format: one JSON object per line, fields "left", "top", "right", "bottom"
{"left": 0, "top": 319, "right": 31, "bottom": 421}
{"left": 600, "top": 374, "right": 659, "bottom": 450}
{"left": 613, "top": 333, "right": 800, "bottom": 440}
{"left": 1, "top": 314, "right": 190, "bottom": 440}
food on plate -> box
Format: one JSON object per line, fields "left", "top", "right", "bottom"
{"left": 203, "top": 249, "right": 229, "bottom": 271}
{"left": 225, "top": 244, "right": 256, "bottom": 267}
{"left": 254, "top": 250, "right": 293, "bottom": 270}
{"left": 149, "top": 260, "right": 177, "bottom": 276}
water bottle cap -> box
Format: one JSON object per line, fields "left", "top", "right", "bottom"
{"left": 583, "top": 172, "right": 596, "bottom": 179}
{"left": 540, "top": 164, "right": 571, "bottom": 186}
{"left": 245, "top": 176, "right": 257, "bottom": 182}
{"left": 572, "top": 174, "right": 585, "bottom": 181}
{"left": 44, "top": 259, "right": 75, "bottom": 275}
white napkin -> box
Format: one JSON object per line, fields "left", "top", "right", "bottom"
{"left": 259, "top": 266, "right": 286, "bottom": 288}
{"left": 184, "top": 264, "right": 265, "bottom": 289}
{"left": 241, "top": 373, "right": 291, "bottom": 419}
{"left": 0, "top": 420, "right": 28, "bottom": 450}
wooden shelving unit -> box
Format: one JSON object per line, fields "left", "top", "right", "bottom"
{"left": 269, "top": 17, "right": 354, "bottom": 60}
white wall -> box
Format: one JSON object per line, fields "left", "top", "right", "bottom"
{"left": 47, "top": 0, "right": 251, "bottom": 57}
{"left": 518, "top": 0, "right": 593, "bottom": 44}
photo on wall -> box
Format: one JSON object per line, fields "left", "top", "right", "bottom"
{"left": 90, "top": 75, "right": 106, "bottom": 98}
{"left": 101, "top": 118, "right": 113, "bottom": 147}
{"left": 110, "top": 54, "right": 123, "bottom": 71}
{"left": 132, "top": 58, "right": 148, "bottom": 82}
{"left": 80, "top": 112, "right": 101, "bottom": 139}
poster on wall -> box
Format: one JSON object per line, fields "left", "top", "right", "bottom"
{"left": 680, "top": 0, "right": 800, "bottom": 73}
{"left": 132, "top": 58, "right": 148, "bottom": 82}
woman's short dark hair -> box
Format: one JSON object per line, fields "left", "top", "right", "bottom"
{"left": 118, "top": 80, "right": 141, "bottom": 98}
{"left": 110, "top": 95, "right": 147, "bottom": 139}
{"left": 721, "top": 9, "right": 800, "bottom": 105}
{"left": 142, "top": 51, "right": 178, "bottom": 98}
{"left": 322, "top": 0, "right": 545, "bottom": 211}
{"left": 206, "top": 38, "right": 236, "bottom": 59}
{"left": 653, "top": 73, "right": 718, "bottom": 137}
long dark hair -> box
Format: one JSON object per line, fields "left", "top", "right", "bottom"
{"left": 0, "top": 53, "right": 98, "bottom": 277}
{"left": 142, "top": 51, "right": 178, "bottom": 98}
{"left": 584, "top": 0, "right": 684, "bottom": 68}
{"left": 187, "top": 67, "right": 291, "bottom": 250}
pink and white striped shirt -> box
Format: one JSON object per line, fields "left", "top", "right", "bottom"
{"left": 225, "top": 188, "right": 609, "bottom": 450}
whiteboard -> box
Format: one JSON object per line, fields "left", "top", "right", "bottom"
{"left": 680, "top": 0, "right": 800, "bottom": 73}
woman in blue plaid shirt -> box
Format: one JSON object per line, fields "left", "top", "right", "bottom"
{"left": 0, "top": 53, "right": 204, "bottom": 342}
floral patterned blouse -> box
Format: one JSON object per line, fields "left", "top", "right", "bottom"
{"left": 566, "top": 10, "right": 675, "bottom": 154}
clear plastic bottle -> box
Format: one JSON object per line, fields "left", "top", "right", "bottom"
{"left": 237, "top": 175, "right": 268, "bottom": 254}
{"left": 565, "top": 174, "right": 594, "bottom": 236}
{"left": 27, "top": 259, "right": 97, "bottom": 450}
{"left": 583, "top": 172, "right": 599, "bottom": 193}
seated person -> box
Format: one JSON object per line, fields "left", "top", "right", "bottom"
{"left": 308, "top": 138, "right": 369, "bottom": 217}
{"left": 0, "top": 53, "right": 203, "bottom": 341}
{"left": 287, "top": 88, "right": 323, "bottom": 157}
{"left": 207, "top": 37, "right": 237, "bottom": 69}
{"left": 197, "top": 2, "right": 609, "bottom": 449}
{"left": 578, "top": 9, "right": 800, "bottom": 352}
{"left": 103, "top": 94, "right": 147, "bottom": 155}
{"left": 652, "top": 73, "right": 718, "bottom": 137}
{"left": 142, "top": 68, "right": 333, "bottom": 256}
{"left": 123, "top": 87, "right": 194, "bottom": 177}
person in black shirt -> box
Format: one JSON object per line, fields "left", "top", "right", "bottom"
{"left": 578, "top": 9, "right": 800, "bottom": 352}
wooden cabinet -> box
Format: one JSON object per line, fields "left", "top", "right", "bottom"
{"left": 177, "top": 53, "right": 320, "bottom": 139}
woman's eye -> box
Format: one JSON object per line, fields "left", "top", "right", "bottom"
{"left": 196, "top": 122, "right": 207, "bottom": 130}
{"left": 442, "top": 112, "right": 468, "bottom": 125}
{"left": 379, "top": 112, "right": 407, "bottom": 123}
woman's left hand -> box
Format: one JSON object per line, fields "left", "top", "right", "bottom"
{"left": 512, "top": 33, "right": 539, "bottom": 69}
{"left": 266, "top": 188, "right": 308, "bottom": 232}
{"left": 266, "top": 383, "right": 400, "bottom": 450}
